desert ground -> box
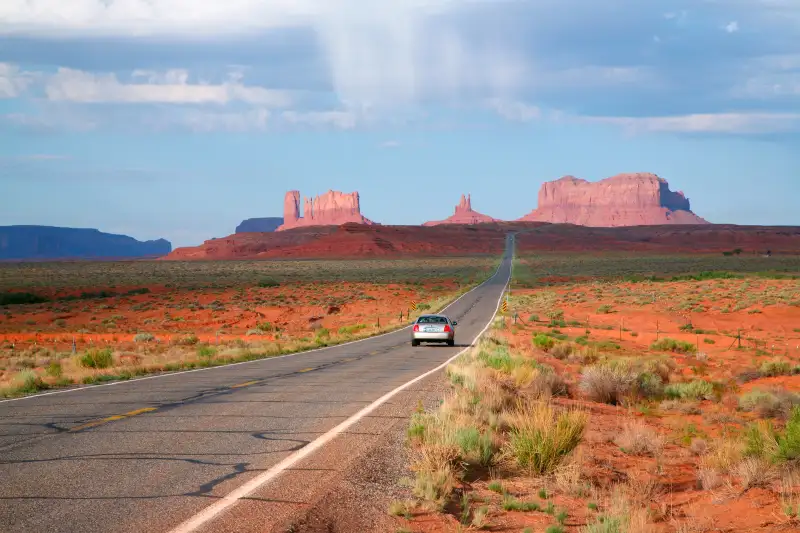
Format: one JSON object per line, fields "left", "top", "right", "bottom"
{"left": 394, "top": 252, "right": 800, "bottom": 533}
{"left": 0, "top": 256, "right": 498, "bottom": 397}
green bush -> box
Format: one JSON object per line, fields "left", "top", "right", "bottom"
{"left": 760, "top": 359, "right": 793, "bottom": 377}
{"left": 197, "top": 345, "right": 217, "bottom": 359}
{"left": 79, "top": 348, "right": 114, "bottom": 369}
{"left": 533, "top": 334, "right": 556, "bottom": 351}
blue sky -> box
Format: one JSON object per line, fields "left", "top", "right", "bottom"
{"left": 1, "top": 0, "right": 799, "bottom": 248}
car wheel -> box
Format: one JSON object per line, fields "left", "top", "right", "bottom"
{"left": 447, "top": 339, "right": 455, "bottom": 347}
{"left": 411, "top": 339, "right": 420, "bottom": 346}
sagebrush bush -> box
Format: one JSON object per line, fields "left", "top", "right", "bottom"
{"left": 760, "top": 359, "right": 793, "bottom": 377}
{"left": 133, "top": 333, "right": 154, "bottom": 343}
{"left": 664, "top": 380, "right": 715, "bottom": 401}
{"left": 739, "top": 388, "right": 800, "bottom": 418}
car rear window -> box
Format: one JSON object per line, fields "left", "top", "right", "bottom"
{"left": 417, "top": 316, "right": 447, "bottom": 324}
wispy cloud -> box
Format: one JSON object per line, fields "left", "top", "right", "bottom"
{"left": 725, "top": 21, "right": 740, "bottom": 33}
{"left": 583, "top": 112, "right": 800, "bottom": 135}
{"left": 381, "top": 140, "right": 401, "bottom": 148}
{"left": 44, "top": 67, "right": 294, "bottom": 106}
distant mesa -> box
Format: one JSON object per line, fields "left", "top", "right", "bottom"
{"left": 424, "top": 194, "right": 498, "bottom": 226}
{"left": 277, "top": 189, "right": 374, "bottom": 231}
{"left": 518, "top": 173, "right": 709, "bottom": 227}
{"left": 0, "top": 226, "right": 172, "bottom": 260}
{"left": 235, "top": 217, "right": 284, "bottom": 234}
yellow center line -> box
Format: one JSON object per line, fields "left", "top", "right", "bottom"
{"left": 230, "top": 380, "right": 259, "bottom": 389}
{"left": 298, "top": 368, "right": 315, "bottom": 373}
{"left": 69, "top": 407, "right": 157, "bottom": 432}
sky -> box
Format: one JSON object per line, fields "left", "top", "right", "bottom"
{"left": 1, "top": 0, "right": 799, "bottom": 248}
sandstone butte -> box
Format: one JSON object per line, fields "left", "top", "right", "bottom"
{"left": 276, "top": 190, "right": 374, "bottom": 231}
{"left": 423, "top": 194, "right": 498, "bottom": 226}
{"left": 518, "top": 173, "right": 709, "bottom": 227}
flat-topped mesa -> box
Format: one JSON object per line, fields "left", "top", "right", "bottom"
{"left": 518, "top": 173, "right": 709, "bottom": 227}
{"left": 424, "top": 193, "right": 498, "bottom": 226}
{"left": 277, "top": 189, "right": 374, "bottom": 231}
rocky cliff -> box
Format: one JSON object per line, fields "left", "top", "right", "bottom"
{"left": 424, "top": 194, "right": 498, "bottom": 226}
{"left": 0, "top": 226, "right": 172, "bottom": 260}
{"left": 235, "top": 217, "right": 284, "bottom": 233}
{"left": 518, "top": 173, "right": 708, "bottom": 226}
{"left": 277, "top": 190, "right": 374, "bottom": 231}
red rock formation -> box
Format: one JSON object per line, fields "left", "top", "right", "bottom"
{"left": 423, "top": 194, "right": 498, "bottom": 226}
{"left": 518, "top": 173, "right": 709, "bottom": 226}
{"left": 277, "top": 190, "right": 374, "bottom": 231}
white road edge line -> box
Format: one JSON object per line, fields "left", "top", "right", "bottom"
{"left": 167, "top": 250, "right": 513, "bottom": 533}
{"left": 0, "top": 249, "right": 508, "bottom": 404}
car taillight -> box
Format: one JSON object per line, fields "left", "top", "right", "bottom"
{"left": 413, "top": 324, "right": 420, "bottom": 332}
{"left": 443, "top": 325, "right": 451, "bottom": 332}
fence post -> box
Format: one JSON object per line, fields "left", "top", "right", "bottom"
{"left": 656, "top": 320, "right": 659, "bottom": 341}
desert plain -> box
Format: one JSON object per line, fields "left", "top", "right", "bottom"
{"left": 3, "top": 243, "right": 800, "bottom": 533}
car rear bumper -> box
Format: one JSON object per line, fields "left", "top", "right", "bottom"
{"left": 412, "top": 332, "right": 454, "bottom": 341}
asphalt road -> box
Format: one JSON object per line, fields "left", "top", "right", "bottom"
{"left": 0, "top": 234, "right": 514, "bottom": 533}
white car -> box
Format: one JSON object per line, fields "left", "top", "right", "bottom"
{"left": 411, "top": 314, "right": 457, "bottom": 346}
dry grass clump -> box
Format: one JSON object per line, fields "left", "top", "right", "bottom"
{"left": 615, "top": 422, "right": 665, "bottom": 457}
{"left": 581, "top": 485, "right": 654, "bottom": 533}
{"left": 501, "top": 400, "right": 588, "bottom": 476}
{"left": 579, "top": 363, "right": 638, "bottom": 405}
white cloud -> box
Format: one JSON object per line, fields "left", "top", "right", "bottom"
{"left": 45, "top": 68, "right": 294, "bottom": 106}
{"left": 732, "top": 54, "right": 800, "bottom": 98}
{"left": 381, "top": 140, "right": 401, "bottom": 148}
{"left": 584, "top": 112, "right": 800, "bottom": 134}
{"left": 0, "top": 62, "right": 35, "bottom": 98}
{"left": 487, "top": 99, "right": 541, "bottom": 122}
{"left": 725, "top": 20, "right": 740, "bottom": 33}
{"left": 281, "top": 110, "right": 359, "bottom": 129}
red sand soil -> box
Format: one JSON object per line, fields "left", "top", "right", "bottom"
{"left": 400, "top": 277, "right": 800, "bottom": 532}
{"left": 165, "top": 223, "right": 800, "bottom": 261}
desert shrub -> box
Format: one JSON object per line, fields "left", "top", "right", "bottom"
{"left": 503, "top": 401, "right": 588, "bottom": 475}
{"left": 133, "top": 333, "right": 155, "bottom": 343}
{"left": 533, "top": 334, "right": 556, "bottom": 351}
{"left": 597, "top": 304, "right": 614, "bottom": 314}
{"left": 664, "top": 380, "right": 714, "bottom": 401}
{"left": 550, "top": 342, "right": 573, "bottom": 360}
{"left": 651, "top": 338, "right": 696, "bottom": 354}
{"left": 245, "top": 329, "right": 264, "bottom": 336}
{"left": 579, "top": 363, "right": 638, "bottom": 405}
{"left": 197, "top": 345, "right": 216, "bottom": 359}
{"left": 79, "top": 348, "right": 114, "bottom": 369}
{"left": 256, "top": 322, "right": 275, "bottom": 332}
{"left": 636, "top": 372, "right": 665, "bottom": 398}
{"left": 739, "top": 388, "right": 800, "bottom": 418}
{"left": 176, "top": 334, "right": 199, "bottom": 346}
{"left": 46, "top": 361, "right": 63, "bottom": 378}
{"left": 615, "top": 422, "right": 665, "bottom": 457}
{"left": 760, "top": 359, "right": 793, "bottom": 377}
{"left": 258, "top": 278, "right": 280, "bottom": 288}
